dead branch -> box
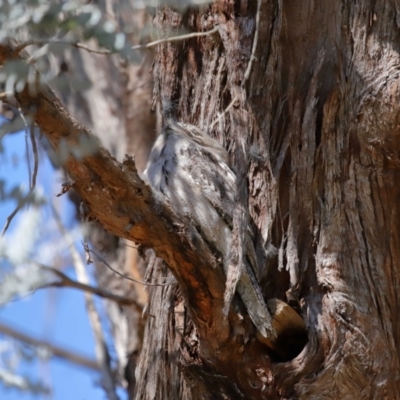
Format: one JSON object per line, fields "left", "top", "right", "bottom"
{"left": 0, "top": 322, "right": 100, "bottom": 371}
{"left": 36, "top": 263, "right": 143, "bottom": 313}
{"left": 89, "top": 248, "right": 174, "bottom": 287}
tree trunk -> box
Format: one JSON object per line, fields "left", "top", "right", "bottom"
{"left": 1, "top": 0, "right": 400, "bottom": 399}
{"left": 135, "top": 1, "right": 400, "bottom": 398}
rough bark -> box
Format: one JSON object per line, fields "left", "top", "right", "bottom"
{"left": 2, "top": 0, "right": 400, "bottom": 399}
{"left": 135, "top": 0, "right": 400, "bottom": 397}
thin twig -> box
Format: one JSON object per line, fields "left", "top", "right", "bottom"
{"left": 15, "top": 27, "right": 219, "bottom": 57}
{"left": 131, "top": 26, "right": 219, "bottom": 51}
{"left": 1, "top": 122, "right": 39, "bottom": 236}
{"left": 29, "top": 122, "right": 39, "bottom": 189}
{"left": 1, "top": 196, "right": 30, "bottom": 235}
{"left": 15, "top": 40, "right": 111, "bottom": 55}
{"left": 36, "top": 263, "right": 143, "bottom": 313}
{"left": 0, "top": 321, "right": 100, "bottom": 371}
{"left": 89, "top": 248, "right": 174, "bottom": 287}
{"left": 20, "top": 110, "right": 32, "bottom": 187}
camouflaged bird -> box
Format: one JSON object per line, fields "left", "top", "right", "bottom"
{"left": 143, "top": 118, "right": 275, "bottom": 341}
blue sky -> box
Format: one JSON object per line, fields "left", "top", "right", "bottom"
{"left": 0, "top": 125, "right": 114, "bottom": 400}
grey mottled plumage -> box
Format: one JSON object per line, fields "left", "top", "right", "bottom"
{"left": 143, "top": 120, "right": 275, "bottom": 340}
